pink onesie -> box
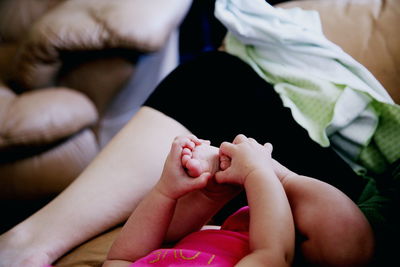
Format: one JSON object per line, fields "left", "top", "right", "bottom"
{"left": 130, "top": 206, "right": 250, "bottom": 266}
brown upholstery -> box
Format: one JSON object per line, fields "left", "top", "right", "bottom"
{"left": 0, "top": 0, "right": 192, "bottom": 200}
{"left": 56, "top": 228, "right": 122, "bottom": 267}
{"left": 53, "top": 0, "right": 399, "bottom": 265}
{"left": 277, "top": 0, "right": 400, "bottom": 103}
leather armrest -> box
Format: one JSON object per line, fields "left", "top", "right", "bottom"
{"left": 0, "top": 86, "right": 98, "bottom": 148}
{"left": 10, "top": 0, "right": 193, "bottom": 89}
{"left": 0, "top": 43, "right": 18, "bottom": 80}
{"left": 0, "top": 129, "right": 99, "bottom": 199}
{"left": 277, "top": 0, "right": 400, "bottom": 104}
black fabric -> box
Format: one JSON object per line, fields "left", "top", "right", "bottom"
{"left": 145, "top": 51, "right": 366, "bottom": 221}
{"left": 358, "top": 159, "right": 400, "bottom": 266}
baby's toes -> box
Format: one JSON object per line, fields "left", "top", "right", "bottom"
{"left": 186, "top": 158, "right": 203, "bottom": 177}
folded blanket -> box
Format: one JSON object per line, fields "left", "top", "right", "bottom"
{"left": 215, "top": 0, "right": 400, "bottom": 174}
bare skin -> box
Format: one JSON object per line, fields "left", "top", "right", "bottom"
{"left": 0, "top": 107, "right": 192, "bottom": 267}
{"left": 104, "top": 136, "right": 229, "bottom": 266}
{"left": 183, "top": 137, "right": 375, "bottom": 266}
{"left": 105, "top": 134, "right": 295, "bottom": 267}
{"left": 181, "top": 139, "right": 220, "bottom": 178}
{"left": 105, "top": 133, "right": 374, "bottom": 266}
{"left": 169, "top": 135, "right": 375, "bottom": 266}
{"left": 0, "top": 105, "right": 374, "bottom": 267}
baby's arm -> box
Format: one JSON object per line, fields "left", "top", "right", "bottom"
{"left": 216, "top": 135, "right": 295, "bottom": 267}
{"left": 104, "top": 136, "right": 211, "bottom": 265}
{"left": 273, "top": 159, "right": 375, "bottom": 266}
{"left": 165, "top": 141, "right": 241, "bottom": 242}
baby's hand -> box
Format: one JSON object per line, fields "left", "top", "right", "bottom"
{"left": 155, "top": 135, "right": 212, "bottom": 200}
{"left": 215, "top": 134, "right": 273, "bottom": 185}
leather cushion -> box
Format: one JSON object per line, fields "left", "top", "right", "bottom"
{"left": 278, "top": 0, "right": 400, "bottom": 104}
{"left": 0, "top": 87, "right": 98, "bottom": 148}
{"left": 55, "top": 0, "right": 400, "bottom": 266}
{"left": 10, "top": 0, "right": 192, "bottom": 89}
{"left": 0, "top": 129, "right": 99, "bottom": 199}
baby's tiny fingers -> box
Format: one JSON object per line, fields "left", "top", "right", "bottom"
{"left": 264, "top": 143, "right": 273, "bottom": 153}
{"left": 173, "top": 136, "right": 193, "bottom": 148}
{"left": 215, "top": 170, "right": 232, "bottom": 184}
{"left": 220, "top": 155, "right": 231, "bottom": 171}
{"left": 219, "top": 142, "right": 235, "bottom": 157}
{"left": 233, "top": 134, "right": 247, "bottom": 144}
{"left": 182, "top": 155, "right": 190, "bottom": 164}
{"left": 183, "top": 140, "right": 196, "bottom": 150}
{"left": 182, "top": 147, "right": 192, "bottom": 157}
{"left": 181, "top": 150, "right": 191, "bottom": 166}
{"left": 248, "top": 137, "right": 258, "bottom": 144}
{"left": 187, "top": 134, "right": 202, "bottom": 145}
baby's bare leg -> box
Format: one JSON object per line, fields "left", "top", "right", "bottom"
{"left": 0, "top": 107, "right": 192, "bottom": 267}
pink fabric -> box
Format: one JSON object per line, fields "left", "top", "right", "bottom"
{"left": 220, "top": 206, "right": 250, "bottom": 232}
{"left": 131, "top": 207, "right": 250, "bottom": 266}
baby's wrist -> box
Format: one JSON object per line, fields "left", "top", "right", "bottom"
{"left": 244, "top": 168, "right": 276, "bottom": 186}
{"left": 154, "top": 183, "right": 178, "bottom": 202}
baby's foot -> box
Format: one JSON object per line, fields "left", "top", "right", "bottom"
{"left": 181, "top": 141, "right": 220, "bottom": 177}
{"left": 181, "top": 141, "right": 240, "bottom": 201}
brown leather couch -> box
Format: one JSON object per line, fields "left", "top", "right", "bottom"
{"left": 49, "top": 0, "right": 399, "bottom": 266}
{"left": 0, "top": 0, "right": 192, "bottom": 200}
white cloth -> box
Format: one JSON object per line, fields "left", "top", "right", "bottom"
{"left": 215, "top": 0, "right": 397, "bottom": 173}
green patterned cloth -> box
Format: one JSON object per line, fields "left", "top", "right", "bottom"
{"left": 215, "top": 0, "right": 400, "bottom": 174}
